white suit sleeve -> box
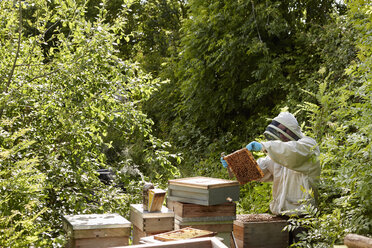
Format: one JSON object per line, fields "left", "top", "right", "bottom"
{"left": 256, "top": 156, "right": 274, "bottom": 182}
{"left": 261, "top": 137, "right": 320, "bottom": 174}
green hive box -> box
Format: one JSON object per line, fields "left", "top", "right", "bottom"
{"left": 167, "top": 176, "right": 240, "bottom": 206}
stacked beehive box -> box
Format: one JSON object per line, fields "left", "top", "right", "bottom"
{"left": 62, "top": 213, "right": 131, "bottom": 248}
{"left": 130, "top": 204, "right": 175, "bottom": 244}
{"left": 167, "top": 177, "right": 240, "bottom": 247}
{"left": 233, "top": 214, "right": 288, "bottom": 248}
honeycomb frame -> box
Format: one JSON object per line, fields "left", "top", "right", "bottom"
{"left": 223, "top": 148, "right": 264, "bottom": 185}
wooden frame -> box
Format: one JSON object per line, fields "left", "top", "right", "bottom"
{"left": 111, "top": 237, "right": 228, "bottom": 248}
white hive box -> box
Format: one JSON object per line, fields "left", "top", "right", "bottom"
{"left": 63, "top": 213, "right": 131, "bottom": 248}
{"left": 168, "top": 176, "right": 240, "bottom": 206}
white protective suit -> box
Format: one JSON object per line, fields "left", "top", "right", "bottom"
{"left": 257, "top": 112, "right": 321, "bottom": 216}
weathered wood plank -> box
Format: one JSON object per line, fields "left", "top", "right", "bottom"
{"left": 144, "top": 217, "right": 174, "bottom": 232}
{"left": 167, "top": 201, "right": 236, "bottom": 218}
{"left": 73, "top": 237, "right": 128, "bottom": 248}
{"left": 175, "top": 219, "right": 233, "bottom": 233}
{"left": 113, "top": 237, "right": 228, "bottom": 248}
{"left": 72, "top": 228, "right": 130, "bottom": 239}
{"left": 175, "top": 215, "right": 235, "bottom": 222}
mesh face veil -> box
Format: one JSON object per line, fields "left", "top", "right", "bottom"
{"left": 264, "top": 120, "right": 301, "bottom": 141}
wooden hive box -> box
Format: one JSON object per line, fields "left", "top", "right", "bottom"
{"left": 167, "top": 200, "right": 236, "bottom": 222}
{"left": 167, "top": 200, "right": 236, "bottom": 247}
{"left": 62, "top": 213, "right": 131, "bottom": 248}
{"left": 223, "top": 148, "right": 264, "bottom": 185}
{"left": 130, "top": 204, "right": 175, "bottom": 244}
{"left": 233, "top": 214, "right": 288, "bottom": 248}
{"left": 168, "top": 177, "right": 239, "bottom": 206}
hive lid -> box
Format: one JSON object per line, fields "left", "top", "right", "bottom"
{"left": 131, "top": 204, "right": 174, "bottom": 218}
{"left": 63, "top": 213, "right": 131, "bottom": 230}
{"left": 168, "top": 176, "right": 239, "bottom": 189}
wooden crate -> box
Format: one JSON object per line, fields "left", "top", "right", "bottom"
{"left": 168, "top": 177, "right": 239, "bottom": 206}
{"left": 167, "top": 201, "right": 236, "bottom": 222}
{"left": 233, "top": 214, "right": 288, "bottom": 248}
{"left": 62, "top": 213, "right": 131, "bottom": 248}
{"left": 130, "top": 204, "right": 174, "bottom": 244}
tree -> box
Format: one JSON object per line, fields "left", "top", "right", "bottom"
{"left": 286, "top": 1, "right": 371, "bottom": 245}
{"left": 0, "top": 0, "right": 180, "bottom": 245}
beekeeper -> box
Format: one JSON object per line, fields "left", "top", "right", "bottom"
{"left": 221, "top": 112, "right": 321, "bottom": 243}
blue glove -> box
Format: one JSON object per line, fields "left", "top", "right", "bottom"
{"left": 220, "top": 157, "right": 228, "bottom": 168}
{"left": 246, "top": 141, "right": 262, "bottom": 152}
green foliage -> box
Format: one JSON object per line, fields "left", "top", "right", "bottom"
{"left": 1, "top": 0, "right": 370, "bottom": 246}
{"left": 166, "top": 0, "right": 347, "bottom": 137}
{"left": 290, "top": 2, "right": 372, "bottom": 241}
{"left": 0, "top": 0, "right": 180, "bottom": 246}
{"left": 0, "top": 124, "right": 49, "bottom": 247}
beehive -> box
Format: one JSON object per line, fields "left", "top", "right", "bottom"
{"left": 168, "top": 176, "right": 239, "bottom": 206}
{"left": 130, "top": 204, "right": 174, "bottom": 244}
{"left": 167, "top": 200, "right": 236, "bottom": 247}
{"left": 233, "top": 214, "right": 288, "bottom": 248}
{"left": 62, "top": 213, "right": 131, "bottom": 248}
{"left": 223, "top": 148, "right": 264, "bottom": 184}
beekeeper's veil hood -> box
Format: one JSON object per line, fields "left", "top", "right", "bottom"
{"left": 264, "top": 112, "right": 304, "bottom": 141}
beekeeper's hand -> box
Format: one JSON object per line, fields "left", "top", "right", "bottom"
{"left": 220, "top": 157, "right": 228, "bottom": 168}
{"left": 246, "top": 141, "right": 262, "bottom": 152}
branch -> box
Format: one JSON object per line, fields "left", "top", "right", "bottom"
{"left": 251, "top": 0, "right": 262, "bottom": 42}
{"left": 0, "top": 1, "right": 22, "bottom": 119}
{"left": 5, "top": 1, "right": 22, "bottom": 94}
{"left": 27, "top": 68, "right": 62, "bottom": 83}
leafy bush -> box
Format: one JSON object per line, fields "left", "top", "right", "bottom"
{"left": 0, "top": 0, "right": 180, "bottom": 246}
{"left": 0, "top": 124, "right": 49, "bottom": 247}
